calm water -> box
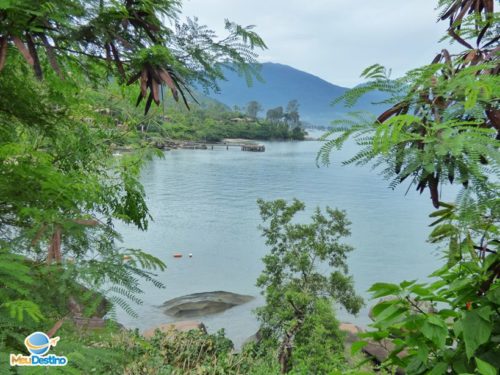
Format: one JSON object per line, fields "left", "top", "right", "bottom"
{"left": 115, "top": 133, "right": 453, "bottom": 346}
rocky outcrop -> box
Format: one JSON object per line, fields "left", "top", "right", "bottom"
{"left": 143, "top": 321, "right": 206, "bottom": 339}
{"left": 162, "top": 291, "right": 254, "bottom": 318}
{"left": 242, "top": 329, "right": 263, "bottom": 347}
{"left": 67, "top": 293, "right": 115, "bottom": 331}
{"left": 362, "top": 339, "right": 406, "bottom": 375}
{"left": 339, "top": 322, "right": 364, "bottom": 344}
{"left": 337, "top": 322, "right": 406, "bottom": 373}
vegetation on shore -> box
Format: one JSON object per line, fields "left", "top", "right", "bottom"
{"left": 158, "top": 100, "right": 307, "bottom": 142}
{"left": 97, "top": 85, "right": 307, "bottom": 146}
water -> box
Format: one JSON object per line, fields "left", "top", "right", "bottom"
{"left": 115, "top": 132, "right": 453, "bottom": 347}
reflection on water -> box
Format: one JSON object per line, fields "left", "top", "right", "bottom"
{"left": 115, "top": 134, "right": 453, "bottom": 347}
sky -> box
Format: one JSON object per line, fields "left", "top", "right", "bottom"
{"left": 180, "top": 0, "right": 451, "bottom": 87}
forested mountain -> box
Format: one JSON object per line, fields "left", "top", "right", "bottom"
{"left": 206, "top": 62, "right": 387, "bottom": 126}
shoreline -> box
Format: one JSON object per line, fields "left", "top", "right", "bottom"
{"left": 112, "top": 129, "right": 319, "bottom": 154}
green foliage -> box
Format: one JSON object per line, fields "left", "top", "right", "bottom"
{"left": 0, "top": 61, "right": 167, "bottom": 338}
{"left": 255, "top": 199, "right": 363, "bottom": 373}
{"left": 348, "top": 191, "right": 500, "bottom": 374}
{"left": 357, "top": 251, "right": 500, "bottom": 374}
{"left": 162, "top": 103, "right": 306, "bottom": 141}
{"left": 102, "top": 87, "right": 308, "bottom": 142}
{"left": 318, "top": 63, "right": 499, "bottom": 208}
{"left": 291, "top": 299, "right": 350, "bottom": 374}
{"left": 319, "top": 1, "right": 499, "bottom": 208}
{"left": 320, "top": 1, "right": 499, "bottom": 374}
{"left": 0, "top": 0, "right": 266, "bottom": 108}
{"left": 246, "top": 100, "right": 263, "bottom": 119}
{"left": 0, "top": 247, "right": 44, "bottom": 355}
{"left": 0, "top": 0, "right": 268, "bottom": 364}
{"left": 124, "top": 328, "right": 278, "bottom": 375}
{"left": 126, "top": 329, "right": 231, "bottom": 374}
{"left": 2, "top": 321, "right": 278, "bottom": 374}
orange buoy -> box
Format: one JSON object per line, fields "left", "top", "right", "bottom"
{"left": 173, "top": 253, "right": 183, "bottom": 258}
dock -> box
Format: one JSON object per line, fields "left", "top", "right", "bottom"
{"left": 179, "top": 142, "right": 265, "bottom": 152}
{"left": 241, "top": 144, "right": 265, "bottom": 152}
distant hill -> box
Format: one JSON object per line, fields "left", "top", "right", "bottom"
{"left": 205, "top": 62, "right": 387, "bottom": 126}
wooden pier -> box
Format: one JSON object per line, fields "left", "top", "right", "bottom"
{"left": 241, "top": 144, "right": 265, "bottom": 152}
{"left": 179, "top": 142, "right": 265, "bottom": 152}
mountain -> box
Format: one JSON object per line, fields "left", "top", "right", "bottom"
{"left": 206, "top": 62, "right": 387, "bottom": 126}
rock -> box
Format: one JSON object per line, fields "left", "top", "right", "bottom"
{"left": 242, "top": 329, "right": 262, "bottom": 347}
{"left": 143, "top": 320, "right": 206, "bottom": 339}
{"left": 362, "top": 339, "right": 406, "bottom": 375}
{"left": 369, "top": 297, "right": 436, "bottom": 321}
{"left": 67, "top": 291, "right": 112, "bottom": 331}
{"left": 339, "top": 322, "right": 364, "bottom": 344}
{"left": 162, "top": 291, "right": 254, "bottom": 318}
{"left": 153, "top": 141, "right": 166, "bottom": 150}
{"left": 362, "top": 340, "right": 393, "bottom": 363}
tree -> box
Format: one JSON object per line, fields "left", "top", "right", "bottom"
{"left": 246, "top": 100, "right": 263, "bottom": 118}
{"left": 319, "top": 1, "right": 498, "bottom": 209}
{"left": 291, "top": 125, "right": 305, "bottom": 140}
{"left": 318, "top": 1, "right": 499, "bottom": 373}
{"left": 266, "top": 106, "right": 284, "bottom": 123}
{"left": 285, "top": 99, "right": 300, "bottom": 126}
{"left": 0, "top": 0, "right": 266, "bottom": 356}
{"left": 256, "top": 199, "right": 363, "bottom": 374}
{"left": 0, "top": 0, "right": 267, "bottom": 113}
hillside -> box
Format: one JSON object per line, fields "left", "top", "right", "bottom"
{"left": 206, "top": 62, "right": 387, "bottom": 126}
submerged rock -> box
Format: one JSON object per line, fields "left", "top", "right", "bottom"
{"left": 162, "top": 291, "right": 254, "bottom": 318}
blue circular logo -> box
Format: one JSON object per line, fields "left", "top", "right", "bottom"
{"left": 25, "top": 332, "right": 51, "bottom": 356}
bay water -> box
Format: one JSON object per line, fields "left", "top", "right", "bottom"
{"left": 115, "top": 132, "right": 453, "bottom": 346}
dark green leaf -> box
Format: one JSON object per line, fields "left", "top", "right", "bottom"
{"left": 463, "top": 308, "right": 492, "bottom": 359}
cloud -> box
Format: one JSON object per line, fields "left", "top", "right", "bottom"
{"left": 180, "top": 0, "right": 450, "bottom": 87}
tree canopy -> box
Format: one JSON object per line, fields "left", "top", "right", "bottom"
{"left": 0, "top": 0, "right": 267, "bottom": 358}
{"left": 256, "top": 199, "right": 363, "bottom": 374}
{"left": 0, "top": 0, "right": 267, "bottom": 112}
{"left": 319, "top": 1, "right": 499, "bottom": 373}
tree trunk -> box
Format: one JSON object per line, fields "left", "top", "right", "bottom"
{"left": 278, "top": 317, "right": 304, "bottom": 374}
{"left": 279, "top": 333, "right": 294, "bottom": 373}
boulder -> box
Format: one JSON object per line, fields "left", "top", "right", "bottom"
{"left": 362, "top": 339, "right": 406, "bottom": 375}
{"left": 339, "top": 322, "right": 364, "bottom": 344}
{"left": 143, "top": 321, "right": 206, "bottom": 339}
{"left": 362, "top": 339, "right": 393, "bottom": 363}
{"left": 242, "top": 329, "right": 263, "bottom": 347}
{"left": 162, "top": 291, "right": 254, "bottom": 318}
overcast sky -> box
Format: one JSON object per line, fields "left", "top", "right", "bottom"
{"left": 180, "top": 0, "right": 450, "bottom": 87}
